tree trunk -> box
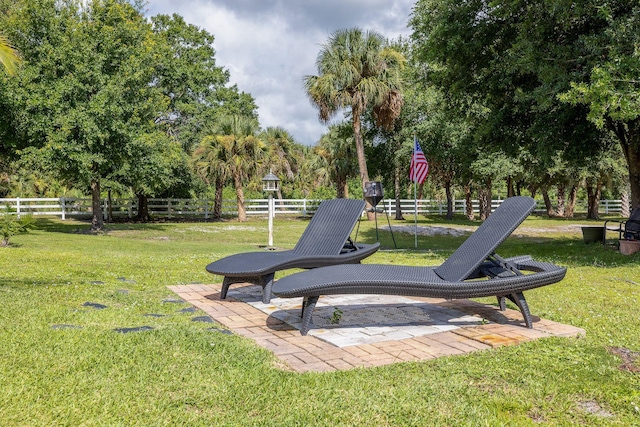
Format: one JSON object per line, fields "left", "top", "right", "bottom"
{"left": 621, "top": 190, "right": 630, "bottom": 218}
{"left": 565, "top": 185, "right": 578, "bottom": 218}
{"left": 506, "top": 176, "right": 515, "bottom": 197}
{"left": 464, "top": 185, "right": 475, "bottom": 220}
{"left": 478, "top": 189, "right": 489, "bottom": 221}
{"left": 136, "top": 193, "right": 150, "bottom": 222}
{"left": 234, "top": 173, "right": 246, "bottom": 222}
{"left": 445, "top": 180, "right": 453, "bottom": 220}
{"left": 478, "top": 179, "right": 492, "bottom": 220}
{"left": 213, "top": 177, "right": 224, "bottom": 220}
{"left": 351, "top": 108, "right": 374, "bottom": 220}
{"left": 336, "top": 175, "right": 347, "bottom": 198}
{"left": 107, "top": 189, "right": 113, "bottom": 223}
{"left": 586, "top": 181, "right": 601, "bottom": 220}
{"left": 541, "top": 188, "right": 556, "bottom": 217}
{"left": 90, "top": 178, "right": 103, "bottom": 231}
{"left": 623, "top": 142, "right": 640, "bottom": 211}
{"left": 556, "top": 184, "right": 566, "bottom": 217}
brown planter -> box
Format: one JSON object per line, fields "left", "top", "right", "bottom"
{"left": 619, "top": 240, "right": 640, "bottom": 255}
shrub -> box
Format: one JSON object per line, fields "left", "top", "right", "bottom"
{"left": 0, "top": 205, "right": 34, "bottom": 246}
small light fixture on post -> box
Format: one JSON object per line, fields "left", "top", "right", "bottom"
{"left": 262, "top": 171, "right": 280, "bottom": 249}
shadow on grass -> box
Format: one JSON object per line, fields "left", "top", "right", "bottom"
{"left": 33, "top": 217, "right": 173, "bottom": 234}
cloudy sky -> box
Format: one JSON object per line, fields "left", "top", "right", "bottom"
{"left": 145, "top": 0, "right": 415, "bottom": 146}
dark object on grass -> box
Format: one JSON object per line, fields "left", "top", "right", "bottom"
{"left": 581, "top": 226, "right": 604, "bottom": 244}
{"left": 163, "top": 298, "right": 185, "bottom": 304}
{"left": 83, "top": 302, "right": 108, "bottom": 309}
{"left": 114, "top": 326, "right": 154, "bottom": 333}
{"left": 208, "top": 327, "right": 233, "bottom": 335}
{"left": 273, "top": 196, "right": 567, "bottom": 335}
{"left": 206, "top": 199, "right": 379, "bottom": 304}
{"left": 179, "top": 307, "right": 197, "bottom": 313}
{"left": 192, "top": 316, "right": 214, "bottom": 323}
{"left": 51, "top": 324, "right": 83, "bottom": 330}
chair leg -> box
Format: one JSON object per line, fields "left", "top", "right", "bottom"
{"left": 497, "top": 296, "right": 506, "bottom": 311}
{"left": 261, "top": 273, "right": 275, "bottom": 304}
{"left": 221, "top": 277, "right": 233, "bottom": 300}
{"left": 505, "top": 292, "right": 533, "bottom": 328}
{"left": 300, "top": 296, "right": 319, "bottom": 335}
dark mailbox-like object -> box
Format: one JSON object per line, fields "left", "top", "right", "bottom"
{"left": 364, "top": 181, "right": 384, "bottom": 207}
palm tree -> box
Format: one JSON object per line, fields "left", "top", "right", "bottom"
{"left": 304, "top": 27, "right": 404, "bottom": 215}
{"left": 262, "top": 127, "right": 303, "bottom": 201}
{"left": 312, "top": 123, "right": 359, "bottom": 198}
{"left": 210, "top": 115, "right": 265, "bottom": 222}
{"left": 193, "top": 134, "right": 227, "bottom": 220}
{"left": 0, "top": 34, "right": 20, "bottom": 75}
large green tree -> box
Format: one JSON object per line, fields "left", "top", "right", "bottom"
{"left": 151, "top": 14, "right": 232, "bottom": 149}
{"left": 6, "top": 0, "right": 165, "bottom": 230}
{"left": 410, "top": 0, "right": 638, "bottom": 209}
{"left": 304, "top": 28, "right": 405, "bottom": 216}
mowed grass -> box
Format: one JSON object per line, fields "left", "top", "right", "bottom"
{"left": 0, "top": 213, "right": 639, "bottom": 426}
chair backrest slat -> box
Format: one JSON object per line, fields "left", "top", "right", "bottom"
{"left": 293, "top": 199, "right": 365, "bottom": 256}
{"left": 434, "top": 196, "right": 536, "bottom": 282}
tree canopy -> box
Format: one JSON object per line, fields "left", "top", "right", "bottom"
{"left": 410, "top": 0, "right": 640, "bottom": 209}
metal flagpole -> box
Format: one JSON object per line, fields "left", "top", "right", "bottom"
{"left": 412, "top": 133, "right": 418, "bottom": 248}
{"left": 414, "top": 179, "right": 418, "bottom": 248}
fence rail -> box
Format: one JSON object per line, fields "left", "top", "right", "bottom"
{"left": 0, "top": 197, "right": 631, "bottom": 220}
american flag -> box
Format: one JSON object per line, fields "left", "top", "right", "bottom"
{"left": 410, "top": 137, "right": 429, "bottom": 184}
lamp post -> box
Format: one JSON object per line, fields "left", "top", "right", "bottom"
{"left": 262, "top": 172, "right": 280, "bottom": 249}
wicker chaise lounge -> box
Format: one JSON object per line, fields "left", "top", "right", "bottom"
{"left": 272, "top": 196, "right": 566, "bottom": 335}
{"left": 206, "top": 198, "right": 380, "bottom": 304}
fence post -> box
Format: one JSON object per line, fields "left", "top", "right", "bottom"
{"left": 204, "top": 199, "right": 209, "bottom": 220}
{"left": 303, "top": 199, "right": 307, "bottom": 216}
{"left": 60, "top": 197, "right": 66, "bottom": 220}
{"left": 167, "top": 199, "right": 172, "bottom": 219}
{"left": 16, "top": 197, "right": 21, "bottom": 219}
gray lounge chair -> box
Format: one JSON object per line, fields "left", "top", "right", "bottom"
{"left": 272, "top": 196, "right": 566, "bottom": 335}
{"left": 206, "top": 198, "right": 380, "bottom": 303}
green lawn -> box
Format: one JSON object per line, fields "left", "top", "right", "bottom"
{"left": 0, "top": 214, "right": 639, "bottom": 426}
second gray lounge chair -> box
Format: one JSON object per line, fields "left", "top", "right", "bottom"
{"left": 272, "top": 196, "right": 566, "bottom": 335}
{"left": 206, "top": 198, "right": 380, "bottom": 303}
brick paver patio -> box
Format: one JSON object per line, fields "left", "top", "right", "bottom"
{"left": 169, "top": 283, "right": 585, "bottom": 373}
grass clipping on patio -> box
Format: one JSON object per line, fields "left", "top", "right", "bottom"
{"left": 0, "top": 215, "right": 639, "bottom": 425}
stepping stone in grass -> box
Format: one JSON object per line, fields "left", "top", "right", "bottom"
{"left": 116, "top": 289, "right": 129, "bottom": 294}
{"left": 179, "top": 307, "right": 197, "bottom": 313}
{"left": 143, "top": 313, "right": 167, "bottom": 318}
{"left": 90, "top": 281, "right": 104, "bottom": 285}
{"left": 207, "top": 327, "right": 233, "bottom": 335}
{"left": 114, "top": 326, "right": 154, "bottom": 334}
{"left": 83, "top": 302, "right": 108, "bottom": 309}
{"left": 117, "top": 277, "right": 136, "bottom": 283}
{"left": 163, "top": 298, "right": 184, "bottom": 304}
{"left": 192, "top": 316, "right": 213, "bottom": 323}
{"left": 51, "top": 324, "right": 83, "bottom": 330}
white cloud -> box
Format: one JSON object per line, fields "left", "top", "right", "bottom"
{"left": 145, "top": 0, "right": 414, "bottom": 145}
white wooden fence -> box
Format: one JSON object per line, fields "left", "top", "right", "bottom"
{"left": 0, "top": 197, "right": 629, "bottom": 220}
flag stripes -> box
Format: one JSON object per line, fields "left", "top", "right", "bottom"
{"left": 410, "top": 138, "right": 429, "bottom": 184}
